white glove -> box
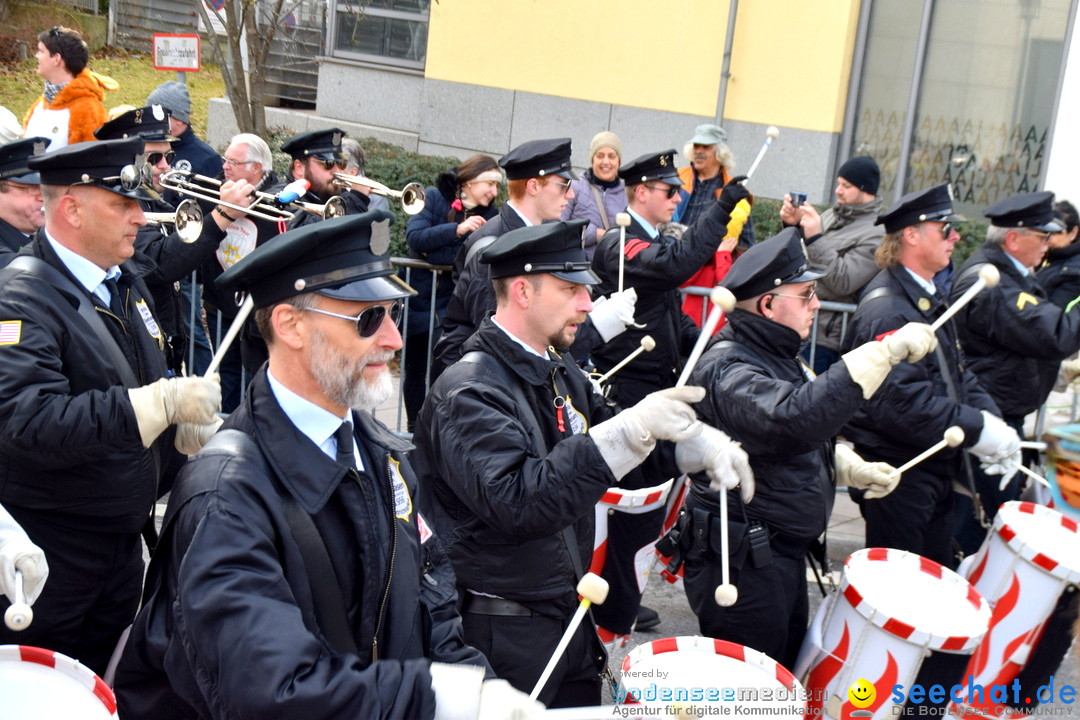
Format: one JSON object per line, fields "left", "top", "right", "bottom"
{"left": 589, "top": 287, "right": 638, "bottom": 342}
{"left": 834, "top": 443, "right": 899, "bottom": 499}
{"left": 127, "top": 375, "right": 222, "bottom": 447}
{"left": 590, "top": 386, "right": 705, "bottom": 481}
{"left": 0, "top": 505, "right": 48, "bottom": 606}
{"left": 675, "top": 424, "right": 754, "bottom": 502}
{"left": 969, "top": 410, "right": 1022, "bottom": 488}
{"left": 174, "top": 416, "right": 224, "bottom": 455}
{"left": 430, "top": 663, "right": 542, "bottom": 720}
{"left": 1059, "top": 357, "right": 1080, "bottom": 390}
{"left": 840, "top": 323, "right": 937, "bottom": 399}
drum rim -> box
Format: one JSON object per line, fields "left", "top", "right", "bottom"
{"left": 0, "top": 644, "right": 117, "bottom": 716}
{"left": 991, "top": 501, "right": 1080, "bottom": 583}
{"left": 842, "top": 548, "right": 990, "bottom": 652}
{"left": 621, "top": 635, "right": 803, "bottom": 694}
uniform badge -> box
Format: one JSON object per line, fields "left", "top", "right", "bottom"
{"left": 135, "top": 300, "right": 162, "bottom": 341}
{"left": 417, "top": 512, "right": 433, "bottom": 544}
{"left": 1016, "top": 292, "right": 1039, "bottom": 310}
{"left": 134, "top": 108, "right": 143, "bottom": 125}
{"left": 918, "top": 297, "right": 931, "bottom": 311}
{"left": 331, "top": 131, "right": 342, "bottom": 147}
{"left": 31, "top": 140, "right": 46, "bottom": 156}
{"left": 389, "top": 457, "right": 413, "bottom": 521}
{"left": 0, "top": 320, "right": 22, "bottom": 345}
{"left": 151, "top": 104, "right": 165, "bottom": 121}
{"left": 176, "top": 158, "right": 192, "bottom": 173}
{"left": 564, "top": 395, "right": 587, "bottom": 436}
{"left": 659, "top": 155, "right": 667, "bottom": 166}
{"left": 371, "top": 219, "right": 391, "bottom": 256}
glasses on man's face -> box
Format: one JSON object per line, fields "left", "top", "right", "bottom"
{"left": 646, "top": 184, "right": 680, "bottom": 199}
{"left": 545, "top": 178, "right": 572, "bottom": 195}
{"left": 769, "top": 286, "right": 818, "bottom": 305}
{"left": 147, "top": 151, "right": 176, "bottom": 167}
{"left": 303, "top": 300, "right": 403, "bottom": 338}
{"left": 314, "top": 157, "right": 348, "bottom": 171}
{"left": 223, "top": 157, "right": 255, "bottom": 167}
{"left": 1019, "top": 228, "right": 1052, "bottom": 243}
{"left": 6, "top": 183, "right": 41, "bottom": 197}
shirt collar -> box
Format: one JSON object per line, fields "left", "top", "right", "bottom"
{"left": 1003, "top": 251, "right": 1030, "bottom": 277}
{"left": 46, "top": 229, "right": 120, "bottom": 297}
{"left": 903, "top": 266, "right": 937, "bottom": 295}
{"left": 491, "top": 316, "right": 548, "bottom": 359}
{"left": 266, "top": 368, "right": 362, "bottom": 470}
{"left": 626, "top": 207, "right": 659, "bottom": 239}
{"left": 506, "top": 202, "right": 534, "bottom": 227}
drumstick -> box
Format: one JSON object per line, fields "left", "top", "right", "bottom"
{"left": 676, "top": 287, "right": 736, "bottom": 387}
{"left": 930, "top": 265, "right": 1000, "bottom": 332}
{"left": 616, "top": 212, "right": 632, "bottom": 294}
{"left": 713, "top": 491, "right": 737, "bottom": 607}
{"left": 1019, "top": 440, "right": 1047, "bottom": 451}
{"left": 4, "top": 570, "right": 33, "bottom": 631}
{"left": 529, "top": 573, "right": 609, "bottom": 701}
{"left": 596, "top": 335, "right": 656, "bottom": 385}
{"left": 204, "top": 295, "right": 254, "bottom": 377}
{"left": 887, "top": 426, "right": 965, "bottom": 480}
{"left": 743, "top": 126, "right": 780, "bottom": 183}
{"left": 1015, "top": 463, "right": 1051, "bottom": 489}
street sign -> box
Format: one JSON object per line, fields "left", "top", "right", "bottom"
{"left": 152, "top": 34, "right": 201, "bottom": 72}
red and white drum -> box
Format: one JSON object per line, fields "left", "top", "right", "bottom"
{"left": 620, "top": 635, "right": 806, "bottom": 713}
{"left": 0, "top": 645, "right": 117, "bottom": 718}
{"left": 951, "top": 501, "right": 1080, "bottom": 717}
{"left": 795, "top": 548, "right": 991, "bottom": 719}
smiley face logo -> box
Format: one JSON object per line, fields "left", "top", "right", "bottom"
{"left": 848, "top": 678, "right": 876, "bottom": 709}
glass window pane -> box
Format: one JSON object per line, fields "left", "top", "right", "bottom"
{"left": 332, "top": 3, "right": 429, "bottom": 65}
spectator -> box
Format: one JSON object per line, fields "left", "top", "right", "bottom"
{"left": 339, "top": 137, "right": 390, "bottom": 215}
{"left": 1037, "top": 200, "right": 1080, "bottom": 308}
{"left": 561, "top": 131, "right": 625, "bottom": 257}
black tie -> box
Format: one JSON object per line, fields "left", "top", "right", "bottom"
{"left": 103, "top": 276, "right": 125, "bottom": 319}
{"left": 335, "top": 420, "right": 355, "bottom": 469}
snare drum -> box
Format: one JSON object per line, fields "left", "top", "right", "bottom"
{"left": 952, "top": 501, "right": 1080, "bottom": 717}
{"left": 796, "top": 548, "right": 991, "bottom": 720}
{"left": 620, "top": 635, "right": 806, "bottom": 713}
{"left": 0, "top": 645, "right": 117, "bottom": 718}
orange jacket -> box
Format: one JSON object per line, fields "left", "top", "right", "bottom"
{"left": 23, "top": 69, "right": 117, "bottom": 147}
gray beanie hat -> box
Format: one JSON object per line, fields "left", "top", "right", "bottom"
{"left": 146, "top": 81, "right": 191, "bottom": 125}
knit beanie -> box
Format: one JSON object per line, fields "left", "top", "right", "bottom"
{"left": 590, "top": 131, "right": 622, "bottom": 160}
{"left": 837, "top": 155, "right": 880, "bottom": 196}
{"left": 146, "top": 81, "right": 191, "bottom": 125}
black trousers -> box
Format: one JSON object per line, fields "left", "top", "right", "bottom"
{"left": 462, "top": 605, "right": 602, "bottom": 708}
{"left": 854, "top": 464, "right": 956, "bottom": 568}
{"left": 953, "top": 415, "right": 1025, "bottom": 557}
{"left": 0, "top": 508, "right": 143, "bottom": 675}
{"left": 403, "top": 331, "right": 434, "bottom": 432}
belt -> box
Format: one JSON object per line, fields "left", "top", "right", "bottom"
{"left": 462, "top": 594, "right": 535, "bottom": 617}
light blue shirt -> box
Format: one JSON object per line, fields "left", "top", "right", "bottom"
{"left": 1004, "top": 251, "right": 1030, "bottom": 277}
{"left": 267, "top": 369, "right": 362, "bottom": 470}
{"left": 626, "top": 207, "right": 660, "bottom": 240}
{"left": 904, "top": 266, "right": 937, "bottom": 296}
{"left": 46, "top": 230, "right": 121, "bottom": 306}
{"left": 491, "top": 316, "right": 546, "bottom": 358}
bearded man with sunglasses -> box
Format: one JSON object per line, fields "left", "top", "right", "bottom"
{"left": 278, "top": 127, "right": 353, "bottom": 231}
{"left": 680, "top": 228, "right": 934, "bottom": 667}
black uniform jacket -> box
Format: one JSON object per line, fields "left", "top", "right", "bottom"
{"left": 591, "top": 204, "right": 730, "bottom": 388}
{"left": 1037, "top": 241, "right": 1080, "bottom": 309}
{"left": 0, "top": 217, "right": 30, "bottom": 266}
{"left": 688, "top": 309, "right": 864, "bottom": 540}
{"left": 414, "top": 318, "right": 678, "bottom": 614}
{"left": 115, "top": 369, "right": 488, "bottom": 720}
{"left": 954, "top": 243, "right": 1080, "bottom": 420}
{"left": 843, "top": 265, "right": 999, "bottom": 474}
{"left": 0, "top": 234, "right": 177, "bottom": 531}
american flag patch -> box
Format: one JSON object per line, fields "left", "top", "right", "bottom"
{"left": 0, "top": 321, "right": 21, "bottom": 345}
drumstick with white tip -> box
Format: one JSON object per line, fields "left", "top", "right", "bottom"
{"left": 596, "top": 335, "right": 655, "bottom": 385}
{"left": 676, "top": 287, "right": 736, "bottom": 388}
{"left": 4, "top": 571, "right": 33, "bottom": 631}
{"left": 204, "top": 295, "right": 254, "bottom": 377}
{"left": 743, "top": 126, "right": 780, "bottom": 183}
{"left": 886, "top": 426, "right": 965, "bottom": 480}
{"left": 930, "top": 265, "right": 1000, "bottom": 332}
{"left": 616, "top": 212, "right": 632, "bottom": 294}
{"left": 1015, "top": 463, "right": 1051, "bottom": 489}
{"left": 713, "top": 491, "right": 738, "bottom": 607}
{"left": 529, "top": 572, "right": 609, "bottom": 701}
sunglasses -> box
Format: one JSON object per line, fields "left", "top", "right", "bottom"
{"left": 303, "top": 300, "right": 403, "bottom": 338}
{"left": 545, "top": 177, "right": 573, "bottom": 195}
{"left": 769, "top": 286, "right": 818, "bottom": 304}
{"left": 147, "top": 151, "right": 176, "bottom": 166}
{"left": 313, "top": 157, "right": 348, "bottom": 171}
{"left": 646, "top": 184, "right": 680, "bottom": 199}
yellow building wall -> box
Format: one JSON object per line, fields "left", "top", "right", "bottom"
{"left": 425, "top": 0, "right": 861, "bottom": 134}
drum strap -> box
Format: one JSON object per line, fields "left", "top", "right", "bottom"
{"left": 932, "top": 343, "right": 988, "bottom": 528}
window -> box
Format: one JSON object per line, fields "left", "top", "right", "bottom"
{"left": 331, "top": 0, "right": 430, "bottom": 69}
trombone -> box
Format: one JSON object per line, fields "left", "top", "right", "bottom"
{"left": 144, "top": 198, "right": 204, "bottom": 243}
{"left": 160, "top": 170, "right": 347, "bottom": 223}
{"left": 333, "top": 173, "right": 426, "bottom": 215}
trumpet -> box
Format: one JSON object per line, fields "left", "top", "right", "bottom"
{"left": 143, "top": 198, "right": 204, "bottom": 243}
{"left": 160, "top": 170, "right": 346, "bottom": 223}
{"left": 333, "top": 173, "right": 426, "bottom": 215}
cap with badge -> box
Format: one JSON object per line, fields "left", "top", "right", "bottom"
{"left": 499, "top": 138, "right": 574, "bottom": 181}
{"left": 280, "top": 128, "right": 346, "bottom": 162}
{"left": 619, "top": 150, "right": 681, "bottom": 187}
{"left": 0, "top": 137, "right": 50, "bottom": 184}
{"left": 480, "top": 218, "right": 599, "bottom": 285}
{"left": 875, "top": 183, "right": 966, "bottom": 234}
{"left": 984, "top": 191, "right": 1064, "bottom": 232}
{"left": 94, "top": 105, "right": 175, "bottom": 143}
{"left": 215, "top": 209, "right": 416, "bottom": 309}
{"left": 721, "top": 227, "right": 827, "bottom": 301}
{"left": 28, "top": 137, "right": 149, "bottom": 200}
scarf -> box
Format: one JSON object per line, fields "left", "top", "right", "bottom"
{"left": 44, "top": 81, "right": 67, "bottom": 103}
{"left": 584, "top": 168, "right": 620, "bottom": 190}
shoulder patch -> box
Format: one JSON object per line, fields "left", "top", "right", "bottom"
{"left": 0, "top": 320, "right": 21, "bottom": 345}
{"left": 417, "top": 512, "right": 433, "bottom": 544}
{"left": 1016, "top": 292, "right": 1039, "bottom": 310}
{"left": 389, "top": 457, "right": 413, "bottom": 521}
